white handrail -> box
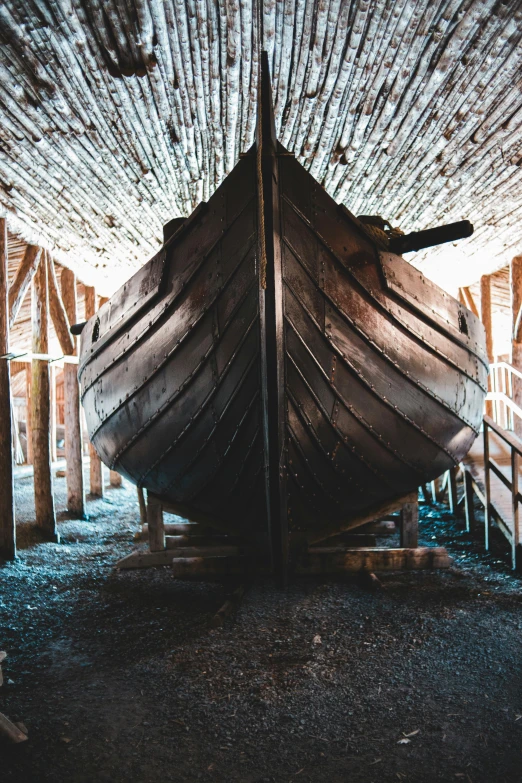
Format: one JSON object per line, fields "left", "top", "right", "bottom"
{"left": 0, "top": 352, "right": 79, "bottom": 365}
{"left": 486, "top": 361, "right": 522, "bottom": 432}
{"left": 489, "top": 361, "right": 522, "bottom": 383}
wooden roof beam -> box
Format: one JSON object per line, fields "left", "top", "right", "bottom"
{"left": 47, "top": 252, "right": 74, "bottom": 357}
{"left": 8, "top": 245, "right": 42, "bottom": 329}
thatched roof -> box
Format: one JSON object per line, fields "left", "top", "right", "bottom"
{"left": 0, "top": 0, "right": 521, "bottom": 293}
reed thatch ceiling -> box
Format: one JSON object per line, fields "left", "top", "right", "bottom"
{"left": 0, "top": 0, "right": 521, "bottom": 294}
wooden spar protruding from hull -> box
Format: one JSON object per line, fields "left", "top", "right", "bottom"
{"left": 77, "top": 56, "right": 488, "bottom": 581}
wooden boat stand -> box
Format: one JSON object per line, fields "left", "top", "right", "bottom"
{"left": 116, "top": 489, "right": 452, "bottom": 577}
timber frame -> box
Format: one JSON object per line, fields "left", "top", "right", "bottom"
{"left": 0, "top": 225, "right": 123, "bottom": 559}
{"left": 116, "top": 487, "right": 452, "bottom": 578}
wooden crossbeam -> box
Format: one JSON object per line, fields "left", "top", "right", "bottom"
{"left": 8, "top": 244, "right": 41, "bottom": 329}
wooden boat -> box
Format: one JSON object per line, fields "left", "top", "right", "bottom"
{"left": 77, "top": 54, "right": 488, "bottom": 582}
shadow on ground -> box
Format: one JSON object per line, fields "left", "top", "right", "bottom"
{"left": 1, "top": 474, "right": 521, "bottom": 782}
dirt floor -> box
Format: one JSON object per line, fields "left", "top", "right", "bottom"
{"left": 1, "top": 471, "right": 522, "bottom": 783}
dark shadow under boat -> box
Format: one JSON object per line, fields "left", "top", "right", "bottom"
{"left": 77, "top": 54, "right": 488, "bottom": 582}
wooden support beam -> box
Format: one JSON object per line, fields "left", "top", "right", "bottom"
{"left": 31, "top": 255, "right": 58, "bottom": 540}
{"left": 8, "top": 245, "right": 41, "bottom": 329}
{"left": 0, "top": 218, "right": 16, "bottom": 560}
{"left": 61, "top": 268, "right": 85, "bottom": 518}
{"left": 137, "top": 486, "right": 147, "bottom": 527}
{"left": 447, "top": 466, "right": 459, "bottom": 516}
{"left": 481, "top": 274, "right": 493, "bottom": 417}
{"left": 147, "top": 493, "right": 165, "bottom": 552}
{"left": 116, "top": 549, "right": 175, "bottom": 569}
{"left": 511, "top": 449, "right": 520, "bottom": 571}
{"left": 84, "top": 286, "right": 103, "bottom": 496}
{"left": 462, "top": 468, "right": 475, "bottom": 532}
{"left": 47, "top": 255, "right": 74, "bottom": 356}
{"left": 400, "top": 499, "right": 418, "bottom": 547}
{"left": 355, "top": 519, "right": 396, "bottom": 535}
{"left": 298, "top": 547, "right": 452, "bottom": 574}
{"left": 50, "top": 364, "right": 57, "bottom": 463}
{"left": 0, "top": 711, "right": 28, "bottom": 744}
{"left": 140, "top": 521, "right": 216, "bottom": 536}
{"left": 461, "top": 286, "right": 480, "bottom": 318}
{"left": 511, "top": 256, "right": 522, "bottom": 438}
{"left": 308, "top": 490, "right": 418, "bottom": 544}
{"left": 110, "top": 470, "right": 122, "bottom": 488}
{"left": 483, "top": 420, "right": 491, "bottom": 552}
{"left": 25, "top": 364, "right": 33, "bottom": 464}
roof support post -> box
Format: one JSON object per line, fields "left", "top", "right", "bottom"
{"left": 480, "top": 274, "right": 493, "bottom": 418}
{"left": 511, "top": 256, "right": 522, "bottom": 440}
{"left": 31, "top": 251, "right": 58, "bottom": 540}
{"left": 61, "top": 267, "right": 86, "bottom": 519}
{"left": 0, "top": 218, "right": 16, "bottom": 560}
{"left": 84, "top": 286, "right": 104, "bottom": 497}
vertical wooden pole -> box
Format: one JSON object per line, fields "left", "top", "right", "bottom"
{"left": 463, "top": 469, "right": 475, "bottom": 532}
{"left": 480, "top": 274, "right": 493, "bottom": 418}
{"left": 483, "top": 420, "right": 491, "bottom": 551}
{"left": 50, "top": 364, "right": 57, "bottom": 463}
{"left": 110, "top": 470, "right": 122, "bottom": 487}
{"left": 61, "top": 267, "right": 85, "bottom": 518}
{"left": 0, "top": 218, "right": 15, "bottom": 560}
{"left": 137, "top": 486, "right": 147, "bottom": 529}
{"left": 510, "top": 256, "right": 522, "bottom": 438}
{"left": 448, "top": 467, "right": 459, "bottom": 515}
{"left": 400, "top": 497, "right": 418, "bottom": 548}
{"left": 31, "top": 254, "right": 58, "bottom": 540}
{"left": 511, "top": 449, "right": 520, "bottom": 571}
{"left": 147, "top": 494, "right": 165, "bottom": 552}
{"left": 25, "top": 363, "right": 33, "bottom": 464}
{"left": 84, "top": 286, "right": 104, "bottom": 497}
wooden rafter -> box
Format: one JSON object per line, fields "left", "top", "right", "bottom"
{"left": 8, "top": 245, "right": 41, "bottom": 329}
{"left": 0, "top": 0, "right": 520, "bottom": 290}
{"left": 47, "top": 252, "right": 74, "bottom": 356}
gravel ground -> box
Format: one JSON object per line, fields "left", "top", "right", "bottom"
{"left": 1, "top": 472, "right": 521, "bottom": 783}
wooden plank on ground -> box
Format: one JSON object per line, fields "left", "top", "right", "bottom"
{"left": 298, "top": 547, "right": 452, "bottom": 574}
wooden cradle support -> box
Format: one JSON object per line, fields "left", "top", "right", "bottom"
{"left": 115, "top": 489, "right": 451, "bottom": 577}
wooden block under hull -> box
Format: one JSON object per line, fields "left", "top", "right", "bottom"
{"left": 116, "top": 546, "right": 245, "bottom": 569}
{"left": 116, "top": 545, "right": 451, "bottom": 575}
{"left": 297, "top": 547, "right": 452, "bottom": 575}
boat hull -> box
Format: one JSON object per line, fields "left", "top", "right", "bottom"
{"left": 78, "top": 145, "right": 487, "bottom": 572}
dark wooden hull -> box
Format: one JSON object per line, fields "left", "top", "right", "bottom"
{"left": 78, "top": 61, "right": 487, "bottom": 579}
